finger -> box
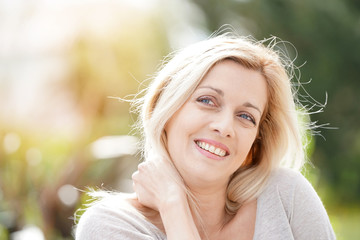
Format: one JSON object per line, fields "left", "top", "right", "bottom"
{"left": 132, "top": 170, "right": 139, "bottom": 181}
{"left": 137, "top": 162, "right": 147, "bottom": 172}
{"left": 132, "top": 180, "right": 137, "bottom": 193}
{"left": 132, "top": 179, "right": 144, "bottom": 203}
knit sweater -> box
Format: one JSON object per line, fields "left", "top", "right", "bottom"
{"left": 75, "top": 168, "right": 336, "bottom": 240}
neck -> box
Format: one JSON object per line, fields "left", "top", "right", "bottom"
{"left": 187, "top": 182, "right": 231, "bottom": 238}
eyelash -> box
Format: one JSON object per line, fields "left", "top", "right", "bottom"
{"left": 196, "top": 96, "right": 216, "bottom": 106}
{"left": 196, "top": 96, "right": 256, "bottom": 125}
{"left": 238, "top": 113, "right": 256, "bottom": 125}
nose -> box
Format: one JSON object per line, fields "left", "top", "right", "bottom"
{"left": 209, "top": 110, "right": 235, "bottom": 138}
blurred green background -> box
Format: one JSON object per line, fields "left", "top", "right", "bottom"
{"left": 0, "top": 0, "right": 359, "bottom": 239}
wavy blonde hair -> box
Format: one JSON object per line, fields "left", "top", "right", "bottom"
{"left": 137, "top": 33, "right": 307, "bottom": 215}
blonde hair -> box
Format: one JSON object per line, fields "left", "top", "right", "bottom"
{"left": 137, "top": 33, "right": 307, "bottom": 215}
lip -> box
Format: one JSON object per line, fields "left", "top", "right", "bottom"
{"left": 194, "top": 138, "right": 230, "bottom": 160}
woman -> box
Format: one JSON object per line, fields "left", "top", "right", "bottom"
{"left": 75, "top": 34, "right": 336, "bottom": 239}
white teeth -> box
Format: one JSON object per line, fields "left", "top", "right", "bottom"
{"left": 219, "top": 149, "right": 226, "bottom": 157}
{"left": 209, "top": 145, "right": 215, "bottom": 153}
{"left": 205, "top": 143, "right": 209, "bottom": 150}
{"left": 196, "top": 141, "right": 227, "bottom": 157}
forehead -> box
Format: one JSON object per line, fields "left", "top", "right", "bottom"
{"left": 197, "top": 60, "right": 268, "bottom": 111}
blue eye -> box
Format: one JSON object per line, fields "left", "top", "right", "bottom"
{"left": 197, "top": 96, "right": 215, "bottom": 106}
{"left": 239, "top": 113, "right": 256, "bottom": 125}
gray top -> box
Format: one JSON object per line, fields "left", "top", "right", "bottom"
{"left": 75, "top": 168, "right": 336, "bottom": 240}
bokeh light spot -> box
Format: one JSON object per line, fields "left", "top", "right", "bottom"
{"left": 3, "top": 132, "right": 21, "bottom": 154}
{"left": 57, "top": 184, "right": 79, "bottom": 207}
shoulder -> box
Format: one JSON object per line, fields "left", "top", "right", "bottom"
{"left": 258, "top": 168, "right": 312, "bottom": 221}
{"left": 266, "top": 167, "right": 307, "bottom": 187}
{"left": 75, "top": 192, "right": 165, "bottom": 240}
{"left": 261, "top": 167, "right": 325, "bottom": 220}
{"left": 257, "top": 168, "right": 336, "bottom": 239}
{"left": 259, "top": 168, "right": 310, "bottom": 205}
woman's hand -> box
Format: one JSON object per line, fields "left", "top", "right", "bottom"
{"left": 132, "top": 154, "right": 201, "bottom": 240}
{"left": 132, "top": 154, "right": 186, "bottom": 212}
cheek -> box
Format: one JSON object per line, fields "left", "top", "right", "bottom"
{"left": 164, "top": 121, "right": 188, "bottom": 162}
{"left": 165, "top": 128, "right": 178, "bottom": 158}
{"left": 236, "top": 131, "right": 258, "bottom": 158}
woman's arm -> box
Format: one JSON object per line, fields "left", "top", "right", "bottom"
{"left": 132, "top": 156, "right": 201, "bottom": 240}
{"left": 158, "top": 193, "right": 201, "bottom": 240}
{"left": 290, "top": 172, "right": 336, "bottom": 240}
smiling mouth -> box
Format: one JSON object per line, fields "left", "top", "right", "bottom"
{"left": 195, "top": 140, "right": 228, "bottom": 157}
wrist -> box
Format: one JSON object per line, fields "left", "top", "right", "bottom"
{"left": 159, "top": 193, "right": 201, "bottom": 240}
{"left": 159, "top": 192, "right": 188, "bottom": 213}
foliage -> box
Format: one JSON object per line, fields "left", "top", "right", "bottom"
{"left": 190, "top": 0, "right": 360, "bottom": 237}
{"left": 1, "top": 0, "right": 359, "bottom": 239}
{"left": 192, "top": 0, "right": 360, "bottom": 207}
{"left": 0, "top": 2, "right": 169, "bottom": 239}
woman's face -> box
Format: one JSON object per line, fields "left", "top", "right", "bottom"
{"left": 164, "top": 60, "right": 268, "bottom": 189}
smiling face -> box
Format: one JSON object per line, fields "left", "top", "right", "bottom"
{"left": 164, "top": 60, "right": 268, "bottom": 190}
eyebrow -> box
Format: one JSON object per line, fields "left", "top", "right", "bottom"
{"left": 197, "top": 86, "right": 224, "bottom": 96}
{"left": 197, "top": 85, "right": 262, "bottom": 115}
{"left": 243, "top": 102, "right": 262, "bottom": 115}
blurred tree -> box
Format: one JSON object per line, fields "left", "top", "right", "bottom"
{"left": 191, "top": 0, "right": 360, "bottom": 205}
{"left": 1, "top": 0, "right": 359, "bottom": 239}
{"left": 0, "top": 2, "right": 170, "bottom": 239}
